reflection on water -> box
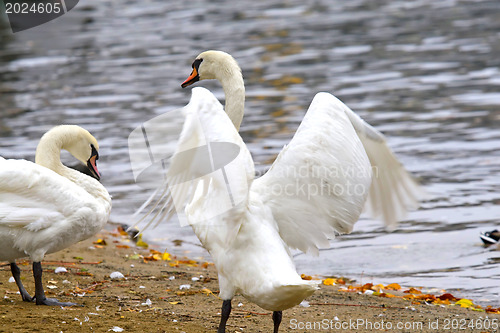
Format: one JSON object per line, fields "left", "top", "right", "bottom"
{"left": 0, "top": 0, "right": 499, "bottom": 305}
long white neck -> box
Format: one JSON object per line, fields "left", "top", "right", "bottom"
{"left": 35, "top": 130, "right": 71, "bottom": 178}
{"left": 216, "top": 64, "right": 245, "bottom": 131}
{"left": 35, "top": 130, "right": 93, "bottom": 188}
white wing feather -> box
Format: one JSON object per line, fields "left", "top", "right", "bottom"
{"left": 133, "top": 87, "right": 255, "bottom": 246}
{"left": 0, "top": 159, "right": 96, "bottom": 230}
{"left": 342, "top": 104, "right": 425, "bottom": 229}
{"left": 253, "top": 93, "right": 424, "bottom": 254}
{"left": 252, "top": 93, "right": 373, "bottom": 255}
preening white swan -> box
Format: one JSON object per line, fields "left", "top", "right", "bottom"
{"left": 136, "top": 50, "right": 424, "bottom": 332}
{"left": 0, "top": 125, "right": 111, "bottom": 306}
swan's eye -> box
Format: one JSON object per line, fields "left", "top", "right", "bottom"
{"left": 192, "top": 58, "right": 203, "bottom": 70}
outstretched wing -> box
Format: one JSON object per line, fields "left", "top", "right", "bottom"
{"left": 343, "top": 104, "right": 425, "bottom": 229}
{"left": 252, "top": 92, "right": 423, "bottom": 255}
{"left": 252, "top": 93, "right": 373, "bottom": 255}
{"left": 132, "top": 87, "right": 255, "bottom": 246}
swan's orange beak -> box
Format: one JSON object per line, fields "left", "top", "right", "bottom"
{"left": 87, "top": 155, "right": 101, "bottom": 180}
{"left": 181, "top": 67, "right": 199, "bottom": 88}
{"left": 87, "top": 144, "right": 101, "bottom": 180}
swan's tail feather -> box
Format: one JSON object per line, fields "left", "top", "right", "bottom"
{"left": 253, "top": 281, "right": 319, "bottom": 311}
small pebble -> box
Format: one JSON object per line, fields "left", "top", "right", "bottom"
{"left": 55, "top": 267, "right": 67, "bottom": 274}
{"left": 110, "top": 271, "right": 125, "bottom": 280}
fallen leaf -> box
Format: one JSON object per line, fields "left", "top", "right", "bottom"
{"left": 93, "top": 239, "right": 107, "bottom": 245}
{"left": 200, "top": 288, "right": 215, "bottom": 296}
{"left": 432, "top": 299, "right": 450, "bottom": 305}
{"left": 128, "top": 254, "right": 141, "bottom": 260}
{"left": 201, "top": 262, "right": 213, "bottom": 269}
{"left": 455, "top": 298, "right": 474, "bottom": 308}
{"left": 385, "top": 283, "right": 401, "bottom": 290}
{"left": 361, "top": 283, "right": 373, "bottom": 292}
{"left": 404, "top": 287, "right": 422, "bottom": 294}
{"left": 136, "top": 235, "right": 148, "bottom": 248}
{"left": 437, "top": 293, "right": 458, "bottom": 301}
{"left": 323, "top": 278, "right": 335, "bottom": 286}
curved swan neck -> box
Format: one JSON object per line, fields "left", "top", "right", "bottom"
{"left": 35, "top": 130, "right": 66, "bottom": 175}
{"left": 220, "top": 74, "right": 245, "bottom": 131}
{"left": 211, "top": 56, "right": 245, "bottom": 131}
{"left": 34, "top": 127, "right": 84, "bottom": 183}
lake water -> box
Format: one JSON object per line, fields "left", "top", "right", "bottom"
{"left": 0, "top": 0, "right": 499, "bottom": 306}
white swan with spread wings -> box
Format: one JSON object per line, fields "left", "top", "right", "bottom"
{"left": 135, "top": 50, "right": 424, "bottom": 333}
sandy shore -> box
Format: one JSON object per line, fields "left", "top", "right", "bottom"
{"left": 1, "top": 225, "right": 499, "bottom": 333}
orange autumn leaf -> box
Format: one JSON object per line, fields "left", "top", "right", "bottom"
{"left": 177, "top": 259, "right": 198, "bottom": 266}
{"left": 323, "top": 278, "right": 335, "bottom": 286}
{"left": 384, "top": 283, "right": 401, "bottom": 291}
{"left": 485, "top": 307, "right": 500, "bottom": 314}
{"left": 143, "top": 254, "right": 161, "bottom": 262}
{"left": 201, "top": 262, "right": 213, "bottom": 269}
{"left": 433, "top": 299, "right": 451, "bottom": 305}
{"left": 116, "top": 245, "right": 130, "bottom": 249}
{"left": 201, "top": 288, "right": 215, "bottom": 296}
{"left": 438, "top": 293, "right": 459, "bottom": 301}
{"left": 93, "top": 238, "right": 107, "bottom": 245}
{"left": 414, "top": 294, "right": 436, "bottom": 301}
{"left": 404, "top": 287, "right": 422, "bottom": 294}
{"left": 361, "top": 283, "right": 373, "bottom": 292}
{"left": 301, "top": 274, "right": 312, "bottom": 280}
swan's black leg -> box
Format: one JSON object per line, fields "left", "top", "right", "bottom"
{"left": 217, "top": 299, "right": 232, "bottom": 333}
{"left": 32, "top": 262, "right": 77, "bottom": 306}
{"left": 10, "top": 262, "right": 33, "bottom": 302}
{"left": 272, "top": 310, "right": 282, "bottom": 333}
